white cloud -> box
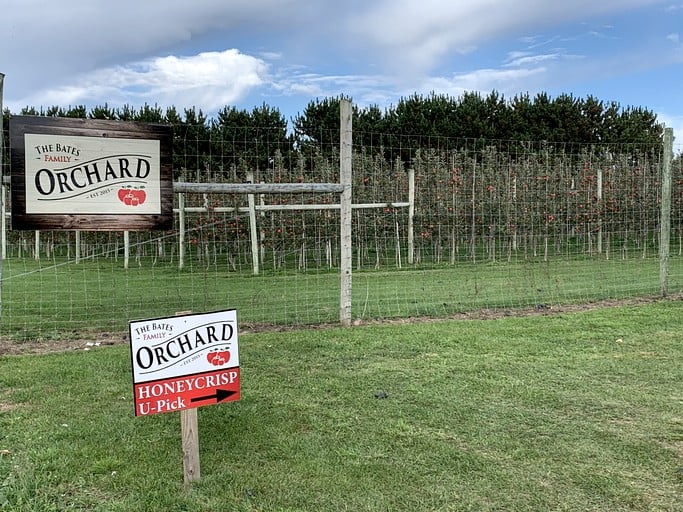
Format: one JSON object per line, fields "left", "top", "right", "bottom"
{"left": 1, "top": 0, "right": 677, "bottom": 123}
{"left": 503, "top": 52, "right": 583, "bottom": 67}
{"left": 273, "top": 72, "right": 392, "bottom": 104}
{"left": 0, "top": 0, "right": 313, "bottom": 91}
{"left": 424, "top": 67, "right": 547, "bottom": 97}
{"left": 656, "top": 112, "right": 683, "bottom": 149}
{"left": 346, "top": 0, "right": 666, "bottom": 76}
{"left": 10, "top": 50, "right": 269, "bottom": 113}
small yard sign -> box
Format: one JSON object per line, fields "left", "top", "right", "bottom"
{"left": 129, "top": 309, "right": 240, "bottom": 416}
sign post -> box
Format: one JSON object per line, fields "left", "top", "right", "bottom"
{"left": 181, "top": 408, "right": 201, "bottom": 486}
{"left": 0, "top": 73, "right": 5, "bottom": 317}
{"left": 129, "top": 309, "right": 240, "bottom": 485}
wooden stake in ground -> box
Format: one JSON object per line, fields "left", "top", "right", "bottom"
{"left": 181, "top": 407, "right": 200, "bottom": 486}
{"left": 176, "top": 310, "right": 200, "bottom": 487}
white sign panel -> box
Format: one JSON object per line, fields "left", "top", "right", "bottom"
{"left": 130, "top": 309, "right": 239, "bottom": 383}
{"left": 24, "top": 133, "right": 162, "bottom": 215}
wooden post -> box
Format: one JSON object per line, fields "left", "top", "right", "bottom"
{"left": 395, "top": 219, "right": 402, "bottom": 269}
{"left": 170, "top": 312, "right": 200, "bottom": 487}
{"left": 181, "top": 407, "right": 201, "bottom": 487}
{"left": 123, "top": 231, "right": 130, "bottom": 269}
{"left": 407, "top": 168, "right": 415, "bottom": 265}
{"left": 75, "top": 230, "right": 81, "bottom": 263}
{"left": 173, "top": 310, "right": 201, "bottom": 487}
{"left": 178, "top": 193, "right": 186, "bottom": 270}
{"left": 659, "top": 128, "right": 673, "bottom": 296}
{"left": 597, "top": 168, "right": 602, "bottom": 255}
{"left": 34, "top": 231, "right": 40, "bottom": 260}
{"left": 339, "top": 99, "right": 353, "bottom": 326}
{"left": 259, "top": 189, "right": 266, "bottom": 265}
{"left": 0, "top": 73, "right": 4, "bottom": 312}
{"left": 247, "top": 171, "right": 260, "bottom": 275}
{"left": 1, "top": 184, "right": 6, "bottom": 260}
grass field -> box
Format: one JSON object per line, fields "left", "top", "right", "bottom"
{"left": 1, "top": 300, "right": 682, "bottom": 511}
{"left": 2, "top": 254, "right": 681, "bottom": 341}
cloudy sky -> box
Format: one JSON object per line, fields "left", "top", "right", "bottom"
{"left": 1, "top": 0, "right": 682, "bottom": 142}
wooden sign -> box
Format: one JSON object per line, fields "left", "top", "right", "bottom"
{"left": 9, "top": 116, "right": 173, "bottom": 230}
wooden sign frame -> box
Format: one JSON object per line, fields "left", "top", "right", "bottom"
{"left": 9, "top": 116, "right": 173, "bottom": 231}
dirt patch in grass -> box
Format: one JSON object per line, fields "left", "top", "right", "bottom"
{"left": 353, "top": 294, "right": 681, "bottom": 329}
{"left": 0, "top": 389, "right": 17, "bottom": 412}
{"left": 0, "top": 402, "right": 15, "bottom": 412}
{"left": 0, "top": 331, "right": 126, "bottom": 356}
{"left": 0, "top": 294, "right": 680, "bottom": 356}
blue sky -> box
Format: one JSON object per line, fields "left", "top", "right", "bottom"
{"left": 1, "top": 0, "right": 682, "bottom": 145}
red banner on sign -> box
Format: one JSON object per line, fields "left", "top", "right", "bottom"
{"left": 134, "top": 367, "right": 240, "bottom": 416}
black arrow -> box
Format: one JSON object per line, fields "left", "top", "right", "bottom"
{"left": 191, "top": 389, "right": 237, "bottom": 403}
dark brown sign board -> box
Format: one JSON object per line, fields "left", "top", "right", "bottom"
{"left": 10, "top": 116, "right": 173, "bottom": 231}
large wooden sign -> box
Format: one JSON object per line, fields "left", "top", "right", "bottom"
{"left": 9, "top": 116, "right": 173, "bottom": 230}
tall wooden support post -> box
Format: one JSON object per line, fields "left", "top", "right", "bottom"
{"left": 407, "top": 168, "right": 415, "bottom": 265}
{"left": 74, "top": 230, "right": 81, "bottom": 263}
{"left": 34, "top": 231, "right": 39, "bottom": 260}
{"left": 1, "top": 184, "right": 6, "bottom": 259}
{"left": 659, "top": 127, "right": 673, "bottom": 296}
{"left": 0, "top": 73, "right": 3, "bottom": 180}
{"left": 339, "top": 99, "right": 353, "bottom": 326}
{"left": 247, "top": 171, "right": 260, "bottom": 275}
{"left": 0, "top": 74, "right": 5, "bottom": 264}
{"left": 75, "top": 230, "right": 81, "bottom": 263}
{"left": 0, "top": 72, "right": 4, "bottom": 317}
{"left": 123, "top": 231, "right": 130, "bottom": 269}
{"left": 178, "top": 193, "right": 186, "bottom": 270}
{"left": 597, "top": 168, "right": 603, "bottom": 255}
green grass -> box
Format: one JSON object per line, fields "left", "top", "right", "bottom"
{"left": 1, "top": 300, "right": 682, "bottom": 511}
{"left": 2, "top": 254, "right": 681, "bottom": 340}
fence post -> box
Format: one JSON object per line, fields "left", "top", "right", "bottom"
{"left": 339, "top": 99, "right": 352, "bottom": 326}
{"left": 659, "top": 127, "right": 673, "bottom": 296}
{"left": 408, "top": 168, "right": 415, "bottom": 265}
{"left": 597, "top": 168, "right": 603, "bottom": 255}
{"left": 178, "top": 192, "right": 186, "bottom": 270}
{"left": 1, "top": 184, "right": 6, "bottom": 260}
{"left": 75, "top": 230, "right": 81, "bottom": 263}
{"left": 247, "top": 171, "right": 259, "bottom": 275}
{"left": 0, "top": 72, "right": 4, "bottom": 321}
{"left": 123, "top": 231, "right": 130, "bottom": 269}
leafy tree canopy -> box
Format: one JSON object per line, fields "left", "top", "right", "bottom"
{"left": 1, "top": 91, "right": 667, "bottom": 179}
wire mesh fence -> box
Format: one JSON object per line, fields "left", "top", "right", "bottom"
{"left": 1, "top": 123, "right": 681, "bottom": 340}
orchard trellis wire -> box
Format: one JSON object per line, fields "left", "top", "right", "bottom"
{"left": 0, "top": 108, "right": 681, "bottom": 340}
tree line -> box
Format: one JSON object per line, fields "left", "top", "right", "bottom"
{"left": 0, "top": 92, "right": 678, "bottom": 270}
{"left": 1, "top": 90, "right": 666, "bottom": 181}
{"left": 293, "top": 91, "right": 663, "bottom": 149}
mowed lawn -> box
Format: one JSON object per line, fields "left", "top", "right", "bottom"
{"left": 1, "top": 255, "right": 678, "bottom": 341}
{"left": 0, "top": 300, "right": 682, "bottom": 511}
